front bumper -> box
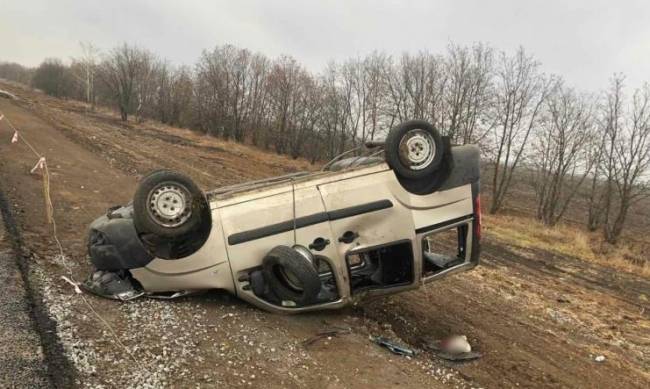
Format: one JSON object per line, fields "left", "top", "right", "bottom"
{"left": 88, "top": 206, "right": 153, "bottom": 271}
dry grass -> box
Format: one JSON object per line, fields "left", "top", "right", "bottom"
{"left": 484, "top": 213, "right": 650, "bottom": 278}
{"left": 1, "top": 80, "right": 318, "bottom": 174}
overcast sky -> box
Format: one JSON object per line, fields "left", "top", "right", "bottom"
{"left": 2, "top": 0, "right": 649, "bottom": 91}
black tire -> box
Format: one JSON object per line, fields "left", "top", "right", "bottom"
{"left": 262, "top": 246, "right": 321, "bottom": 306}
{"left": 385, "top": 120, "right": 444, "bottom": 180}
{"left": 133, "top": 170, "right": 208, "bottom": 239}
{"left": 140, "top": 168, "right": 168, "bottom": 179}
{"left": 397, "top": 137, "right": 453, "bottom": 195}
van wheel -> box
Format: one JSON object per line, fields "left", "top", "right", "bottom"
{"left": 396, "top": 136, "right": 453, "bottom": 195}
{"left": 262, "top": 246, "right": 321, "bottom": 306}
{"left": 133, "top": 170, "right": 208, "bottom": 239}
{"left": 385, "top": 120, "right": 444, "bottom": 180}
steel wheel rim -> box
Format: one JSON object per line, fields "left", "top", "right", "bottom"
{"left": 147, "top": 182, "right": 192, "bottom": 228}
{"left": 398, "top": 129, "right": 436, "bottom": 170}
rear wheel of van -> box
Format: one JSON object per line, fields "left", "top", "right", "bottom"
{"left": 385, "top": 120, "right": 444, "bottom": 180}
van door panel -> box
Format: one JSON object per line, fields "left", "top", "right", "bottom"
{"left": 219, "top": 186, "right": 346, "bottom": 295}
{"left": 317, "top": 170, "right": 416, "bottom": 255}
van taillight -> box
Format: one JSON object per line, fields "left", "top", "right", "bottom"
{"left": 474, "top": 195, "right": 481, "bottom": 240}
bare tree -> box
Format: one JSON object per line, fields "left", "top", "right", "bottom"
{"left": 381, "top": 45, "right": 492, "bottom": 144}
{"left": 71, "top": 42, "right": 100, "bottom": 110}
{"left": 0, "top": 62, "right": 33, "bottom": 84}
{"left": 423, "top": 53, "right": 448, "bottom": 132}
{"left": 599, "top": 77, "right": 650, "bottom": 243}
{"left": 585, "top": 126, "right": 609, "bottom": 231}
{"left": 586, "top": 76, "right": 624, "bottom": 231}
{"left": 318, "top": 63, "right": 349, "bottom": 158}
{"left": 97, "top": 43, "right": 155, "bottom": 121}
{"left": 384, "top": 55, "right": 410, "bottom": 124}
{"left": 488, "top": 47, "right": 553, "bottom": 214}
{"left": 194, "top": 45, "right": 258, "bottom": 140}
{"left": 385, "top": 52, "right": 445, "bottom": 130}
{"left": 363, "top": 52, "right": 388, "bottom": 140}
{"left": 134, "top": 55, "right": 158, "bottom": 123}
{"left": 247, "top": 53, "right": 271, "bottom": 146}
{"left": 340, "top": 56, "right": 379, "bottom": 145}
{"left": 151, "top": 63, "right": 193, "bottom": 126}
{"left": 533, "top": 82, "right": 595, "bottom": 225}
{"left": 266, "top": 55, "right": 312, "bottom": 154}
{"left": 448, "top": 43, "right": 494, "bottom": 144}
{"left": 32, "top": 58, "right": 74, "bottom": 98}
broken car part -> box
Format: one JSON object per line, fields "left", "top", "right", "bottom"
{"left": 80, "top": 270, "right": 144, "bottom": 301}
{"left": 145, "top": 290, "right": 201, "bottom": 299}
{"left": 371, "top": 336, "right": 417, "bottom": 357}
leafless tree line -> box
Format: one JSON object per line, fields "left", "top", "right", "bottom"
{"left": 1, "top": 42, "right": 649, "bottom": 243}
{"left": 586, "top": 75, "right": 650, "bottom": 243}
{"left": 0, "top": 61, "right": 33, "bottom": 84}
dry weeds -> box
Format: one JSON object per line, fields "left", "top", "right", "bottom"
{"left": 484, "top": 213, "right": 650, "bottom": 278}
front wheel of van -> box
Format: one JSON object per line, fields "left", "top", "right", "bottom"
{"left": 133, "top": 170, "right": 208, "bottom": 238}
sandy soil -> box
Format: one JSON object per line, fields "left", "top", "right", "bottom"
{"left": 0, "top": 82, "right": 648, "bottom": 388}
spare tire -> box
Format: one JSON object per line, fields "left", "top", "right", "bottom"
{"left": 262, "top": 246, "right": 321, "bottom": 306}
{"left": 133, "top": 169, "right": 209, "bottom": 239}
{"left": 385, "top": 120, "right": 444, "bottom": 180}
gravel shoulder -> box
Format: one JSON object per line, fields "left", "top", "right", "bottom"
{"left": 0, "top": 188, "right": 74, "bottom": 388}
{"left": 0, "top": 214, "right": 49, "bottom": 388}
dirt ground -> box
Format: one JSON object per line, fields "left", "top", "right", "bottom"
{"left": 0, "top": 82, "right": 648, "bottom": 388}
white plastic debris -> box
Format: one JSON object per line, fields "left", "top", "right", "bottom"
{"left": 422, "top": 334, "right": 480, "bottom": 361}
{"left": 0, "top": 89, "right": 17, "bottom": 100}
{"left": 440, "top": 335, "right": 472, "bottom": 354}
{"left": 594, "top": 355, "right": 606, "bottom": 362}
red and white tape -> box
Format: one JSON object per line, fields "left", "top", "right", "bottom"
{"left": 61, "top": 275, "right": 82, "bottom": 294}
{"left": 30, "top": 156, "right": 46, "bottom": 174}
